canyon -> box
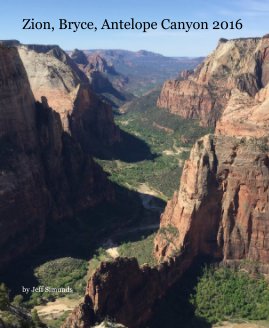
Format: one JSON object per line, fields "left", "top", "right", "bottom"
{"left": 1, "top": 35, "right": 269, "bottom": 328}
{"left": 63, "top": 35, "right": 269, "bottom": 328}
{"left": 70, "top": 49, "right": 203, "bottom": 97}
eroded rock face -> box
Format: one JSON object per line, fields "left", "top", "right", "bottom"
{"left": 71, "top": 48, "right": 89, "bottom": 66}
{"left": 62, "top": 298, "right": 95, "bottom": 328}
{"left": 155, "top": 134, "right": 269, "bottom": 264}
{"left": 0, "top": 46, "right": 112, "bottom": 271}
{"left": 17, "top": 45, "right": 120, "bottom": 153}
{"left": 215, "top": 85, "right": 269, "bottom": 137}
{"left": 70, "top": 50, "right": 133, "bottom": 109}
{"left": 157, "top": 36, "right": 269, "bottom": 126}
{"left": 87, "top": 54, "right": 118, "bottom": 75}
{"left": 0, "top": 46, "right": 49, "bottom": 270}
{"left": 62, "top": 256, "right": 193, "bottom": 328}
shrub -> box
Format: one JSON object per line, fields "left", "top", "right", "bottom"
{"left": 118, "top": 233, "right": 157, "bottom": 267}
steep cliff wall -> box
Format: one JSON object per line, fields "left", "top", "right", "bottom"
{"left": 17, "top": 45, "right": 120, "bottom": 154}
{"left": 0, "top": 46, "right": 112, "bottom": 271}
{"left": 155, "top": 134, "right": 269, "bottom": 264}
{"left": 0, "top": 45, "right": 49, "bottom": 271}
{"left": 157, "top": 36, "right": 269, "bottom": 126}
{"left": 62, "top": 255, "right": 194, "bottom": 328}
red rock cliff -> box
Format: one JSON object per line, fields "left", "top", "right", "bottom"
{"left": 157, "top": 36, "right": 269, "bottom": 126}
{"left": 0, "top": 45, "right": 113, "bottom": 271}
{"left": 155, "top": 134, "right": 269, "bottom": 264}
{"left": 64, "top": 131, "right": 269, "bottom": 327}
{"left": 62, "top": 255, "right": 194, "bottom": 328}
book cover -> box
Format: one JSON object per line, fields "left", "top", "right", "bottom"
{"left": 0, "top": 1, "right": 269, "bottom": 327}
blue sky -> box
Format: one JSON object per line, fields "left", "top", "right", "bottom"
{"left": 0, "top": 0, "right": 268, "bottom": 56}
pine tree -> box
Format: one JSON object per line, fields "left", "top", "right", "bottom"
{"left": 0, "top": 283, "right": 9, "bottom": 310}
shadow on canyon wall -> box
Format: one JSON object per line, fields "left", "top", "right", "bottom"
{"left": 0, "top": 183, "right": 164, "bottom": 299}
{"left": 147, "top": 256, "right": 215, "bottom": 328}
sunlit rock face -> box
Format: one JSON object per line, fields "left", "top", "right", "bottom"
{"left": 155, "top": 134, "right": 269, "bottom": 265}
{"left": 158, "top": 36, "right": 269, "bottom": 127}
{"left": 18, "top": 44, "right": 120, "bottom": 153}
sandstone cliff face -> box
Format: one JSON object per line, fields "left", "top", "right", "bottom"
{"left": 157, "top": 36, "right": 269, "bottom": 126}
{"left": 0, "top": 46, "right": 112, "bottom": 271}
{"left": 0, "top": 45, "right": 49, "bottom": 271}
{"left": 155, "top": 134, "right": 269, "bottom": 264}
{"left": 63, "top": 255, "right": 193, "bottom": 328}
{"left": 17, "top": 45, "right": 120, "bottom": 153}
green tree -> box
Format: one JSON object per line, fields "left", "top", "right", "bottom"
{"left": 12, "top": 294, "right": 24, "bottom": 307}
{"left": 0, "top": 283, "right": 9, "bottom": 310}
{"left": 31, "top": 309, "right": 45, "bottom": 328}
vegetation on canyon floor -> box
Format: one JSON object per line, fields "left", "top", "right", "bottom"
{"left": 28, "top": 258, "right": 88, "bottom": 307}
{"left": 148, "top": 261, "right": 269, "bottom": 328}
{"left": 0, "top": 188, "right": 159, "bottom": 326}
{"left": 191, "top": 266, "right": 269, "bottom": 325}
{"left": 98, "top": 89, "right": 212, "bottom": 199}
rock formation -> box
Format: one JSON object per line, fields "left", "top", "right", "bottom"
{"left": 0, "top": 45, "right": 113, "bottom": 271}
{"left": 64, "top": 135, "right": 269, "bottom": 328}
{"left": 87, "top": 54, "right": 118, "bottom": 76}
{"left": 17, "top": 44, "right": 120, "bottom": 154}
{"left": 62, "top": 255, "right": 193, "bottom": 328}
{"left": 157, "top": 35, "right": 269, "bottom": 126}
{"left": 155, "top": 134, "right": 269, "bottom": 263}
{"left": 155, "top": 36, "right": 269, "bottom": 265}
{"left": 70, "top": 48, "right": 89, "bottom": 66}
{"left": 70, "top": 50, "right": 133, "bottom": 109}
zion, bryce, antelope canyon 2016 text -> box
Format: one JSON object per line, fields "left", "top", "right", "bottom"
{"left": 22, "top": 18, "right": 243, "bottom": 33}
